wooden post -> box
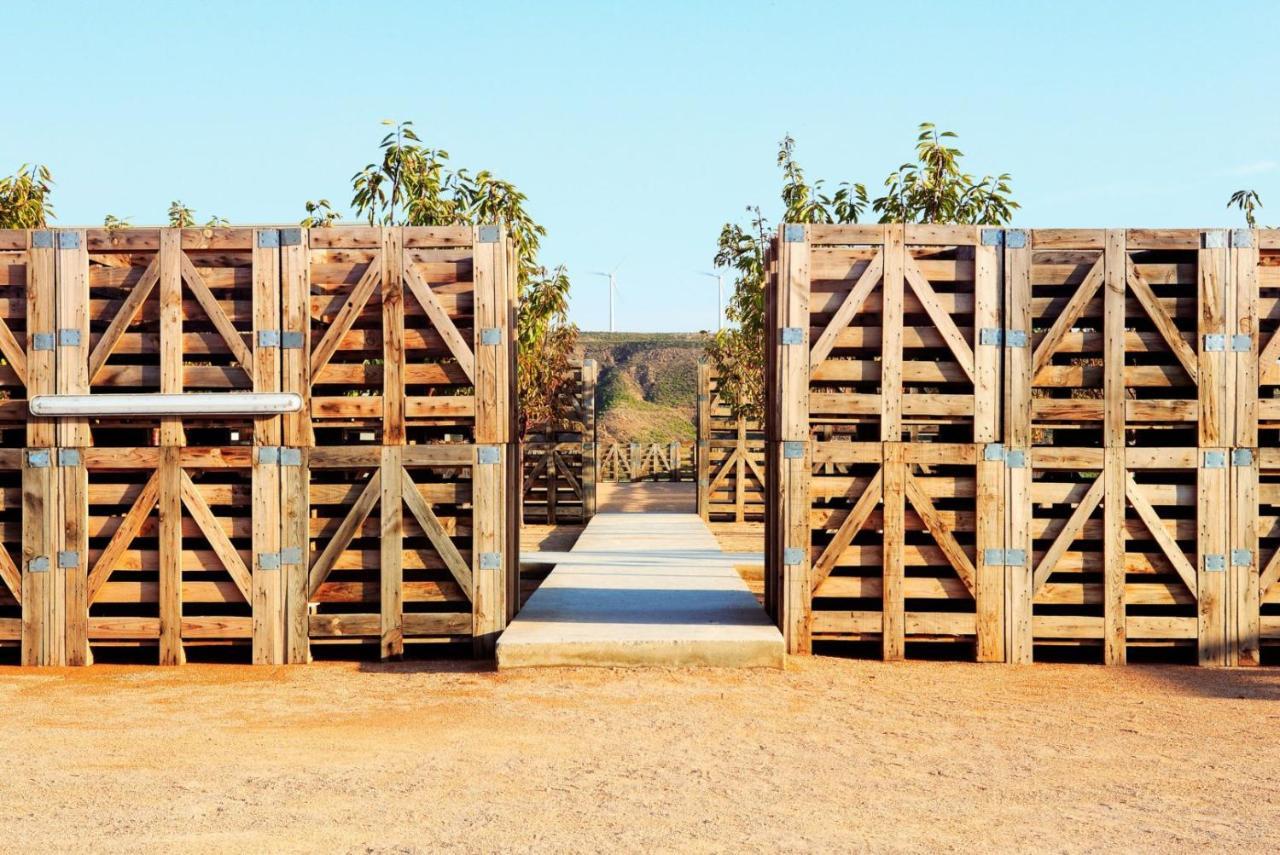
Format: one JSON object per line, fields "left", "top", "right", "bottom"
{"left": 582, "top": 359, "right": 597, "bottom": 519}
{"left": 880, "top": 225, "right": 904, "bottom": 442}
{"left": 1104, "top": 230, "right": 1126, "bottom": 449}
{"left": 975, "top": 450, "right": 1004, "bottom": 663}
{"left": 1102, "top": 446, "right": 1126, "bottom": 665}
{"left": 630, "top": 442, "right": 641, "bottom": 483}
{"left": 1232, "top": 230, "right": 1258, "bottom": 449}
{"left": 60, "top": 452, "right": 87, "bottom": 666}
{"left": 1198, "top": 448, "right": 1230, "bottom": 666}
{"left": 251, "top": 228, "right": 283, "bottom": 665}
{"left": 973, "top": 228, "right": 1000, "bottom": 444}
{"left": 281, "top": 228, "right": 312, "bottom": 663}
{"left": 56, "top": 230, "right": 90, "bottom": 666}
{"left": 881, "top": 443, "right": 906, "bottom": 660}
{"left": 1231, "top": 447, "right": 1259, "bottom": 666}
{"left": 158, "top": 445, "right": 185, "bottom": 665}
{"left": 696, "top": 360, "right": 710, "bottom": 520}
{"left": 1004, "top": 230, "right": 1033, "bottom": 663}
{"left": 1199, "top": 232, "right": 1229, "bottom": 449}
{"left": 380, "top": 445, "right": 404, "bottom": 659}
{"left": 159, "top": 229, "right": 185, "bottom": 448}
{"left": 26, "top": 230, "right": 55, "bottom": 449}
{"left": 382, "top": 227, "right": 405, "bottom": 446}
{"left": 21, "top": 450, "right": 57, "bottom": 666}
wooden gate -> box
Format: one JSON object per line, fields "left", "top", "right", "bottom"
{"left": 696, "top": 361, "right": 765, "bottom": 522}
{"left": 522, "top": 358, "right": 596, "bottom": 524}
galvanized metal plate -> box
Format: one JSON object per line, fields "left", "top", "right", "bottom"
{"left": 280, "top": 331, "right": 305, "bottom": 349}
{"left": 57, "top": 231, "right": 81, "bottom": 249}
{"left": 31, "top": 230, "right": 54, "bottom": 249}
{"left": 1232, "top": 334, "right": 1252, "bottom": 352}
{"left": 1231, "top": 228, "right": 1253, "bottom": 248}
{"left": 784, "top": 224, "right": 806, "bottom": 243}
{"left": 1232, "top": 448, "right": 1254, "bottom": 466}
{"left": 1203, "top": 450, "right": 1227, "bottom": 468}
{"left": 1203, "top": 334, "right": 1225, "bottom": 352}
{"left": 26, "top": 450, "right": 51, "bottom": 468}
{"left": 279, "top": 547, "right": 303, "bottom": 566}
{"left": 259, "top": 552, "right": 282, "bottom": 570}
{"left": 781, "top": 327, "right": 804, "bottom": 345}
{"left": 983, "top": 443, "right": 1005, "bottom": 462}
{"left": 980, "top": 228, "right": 1003, "bottom": 247}
{"left": 1202, "top": 230, "right": 1227, "bottom": 249}
{"left": 279, "top": 447, "right": 303, "bottom": 466}
{"left": 257, "top": 230, "right": 280, "bottom": 249}
{"left": 477, "top": 224, "right": 501, "bottom": 243}
{"left": 279, "top": 227, "right": 303, "bottom": 246}
{"left": 1204, "top": 554, "right": 1226, "bottom": 572}
{"left": 57, "top": 551, "right": 79, "bottom": 568}
{"left": 477, "top": 445, "right": 501, "bottom": 464}
{"left": 979, "top": 328, "right": 1002, "bottom": 347}
{"left": 479, "top": 552, "right": 502, "bottom": 570}
{"left": 58, "top": 328, "right": 82, "bottom": 347}
{"left": 1005, "top": 329, "right": 1029, "bottom": 348}
{"left": 479, "top": 328, "right": 502, "bottom": 345}
{"left": 28, "top": 555, "right": 50, "bottom": 573}
{"left": 57, "top": 449, "right": 81, "bottom": 467}
{"left": 1231, "top": 549, "right": 1252, "bottom": 567}
{"left": 32, "top": 332, "right": 55, "bottom": 351}
{"left": 783, "top": 547, "right": 805, "bottom": 566}
{"left": 258, "top": 330, "right": 281, "bottom": 348}
{"left": 1005, "top": 229, "right": 1028, "bottom": 249}
{"left": 783, "top": 441, "right": 806, "bottom": 460}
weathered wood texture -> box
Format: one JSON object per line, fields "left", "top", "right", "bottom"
{"left": 2, "top": 226, "right": 517, "bottom": 665}
{"left": 599, "top": 441, "right": 695, "bottom": 482}
{"left": 521, "top": 358, "right": 596, "bottom": 524}
{"left": 769, "top": 225, "right": 1269, "bottom": 665}
{"left": 697, "top": 360, "right": 765, "bottom": 523}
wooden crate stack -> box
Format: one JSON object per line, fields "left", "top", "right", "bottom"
{"left": 769, "top": 224, "right": 1280, "bottom": 665}
{"left": 696, "top": 359, "right": 765, "bottom": 522}
{"left": 0, "top": 225, "right": 517, "bottom": 666}
{"left": 521, "top": 358, "right": 596, "bottom": 524}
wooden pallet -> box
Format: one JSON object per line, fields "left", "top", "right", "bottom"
{"left": 0, "top": 449, "right": 21, "bottom": 656}
{"left": 697, "top": 361, "right": 764, "bottom": 523}
{"left": 522, "top": 359, "right": 596, "bottom": 524}
{"left": 599, "top": 441, "right": 693, "bottom": 482}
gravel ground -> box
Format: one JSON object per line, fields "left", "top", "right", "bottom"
{"left": 2, "top": 656, "right": 1278, "bottom": 852}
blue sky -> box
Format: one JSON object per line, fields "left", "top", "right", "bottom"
{"left": 5, "top": 1, "right": 1278, "bottom": 332}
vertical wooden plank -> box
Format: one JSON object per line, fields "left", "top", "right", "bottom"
{"left": 506, "top": 441, "right": 521, "bottom": 621}
{"left": 1102, "top": 446, "right": 1126, "bottom": 665}
{"left": 61, "top": 455, "right": 88, "bottom": 665}
{"left": 696, "top": 360, "right": 710, "bottom": 520}
{"left": 382, "top": 227, "right": 405, "bottom": 446}
{"left": 975, "top": 454, "right": 1004, "bottom": 662}
{"left": 1005, "top": 232, "right": 1032, "bottom": 449}
{"left": 973, "top": 236, "right": 1000, "bottom": 443}
{"left": 1231, "top": 449, "right": 1259, "bottom": 666}
{"left": 1199, "top": 232, "right": 1228, "bottom": 448}
{"left": 55, "top": 230, "right": 90, "bottom": 448}
{"left": 283, "top": 448, "right": 310, "bottom": 664}
{"left": 778, "top": 224, "right": 810, "bottom": 442}
{"left": 252, "top": 228, "right": 283, "bottom": 665}
{"left": 26, "top": 231, "right": 55, "bottom": 449}
{"left": 780, "top": 442, "right": 811, "bottom": 654}
{"left": 1005, "top": 452, "right": 1033, "bottom": 663}
{"left": 630, "top": 442, "right": 641, "bottom": 482}
{"left": 21, "top": 452, "right": 54, "bottom": 666}
{"left": 380, "top": 445, "right": 404, "bottom": 658}
{"left": 882, "top": 442, "right": 905, "bottom": 660}
{"left": 281, "top": 227, "right": 313, "bottom": 448}
{"left": 880, "top": 225, "right": 904, "bottom": 441}
{"left": 158, "top": 446, "right": 185, "bottom": 665}
{"left": 1232, "top": 231, "right": 1258, "bottom": 448}
{"left": 735, "top": 419, "right": 747, "bottom": 520}
{"left": 472, "top": 226, "right": 503, "bottom": 445}
{"left": 1104, "top": 231, "right": 1126, "bottom": 448}
{"left": 159, "top": 229, "right": 185, "bottom": 448}
{"left": 472, "top": 445, "right": 505, "bottom": 655}
{"left": 582, "top": 359, "right": 597, "bottom": 519}
{"left": 1198, "top": 448, "right": 1229, "bottom": 666}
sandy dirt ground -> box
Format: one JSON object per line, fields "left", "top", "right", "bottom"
{"left": 2, "top": 657, "right": 1278, "bottom": 853}
{"left": 597, "top": 481, "right": 695, "bottom": 513}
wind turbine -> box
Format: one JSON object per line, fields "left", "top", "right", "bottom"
{"left": 699, "top": 270, "right": 725, "bottom": 332}
{"left": 589, "top": 265, "right": 622, "bottom": 332}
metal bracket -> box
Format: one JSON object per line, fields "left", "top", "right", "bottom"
{"left": 1231, "top": 229, "right": 1253, "bottom": 248}
{"left": 979, "top": 328, "right": 1002, "bottom": 347}
{"left": 57, "top": 232, "right": 81, "bottom": 250}
{"left": 980, "top": 228, "right": 1003, "bottom": 247}
{"left": 984, "top": 548, "right": 1027, "bottom": 566}
{"left": 58, "top": 329, "right": 82, "bottom": 347}
{"left": 983, "top": 443, "right": 1005, "bottom": 462}
{"left": 257, "top": 447, "right": 280, "bottom": 465}
{"left": 1232, "top": 448, "right": 1254, "bottom": 467}
{"left": 1231, "top": 334, "right": 1251, "bottom": 352}
{"left": 479, "top": 552, "right": 502, "bottom": 570}
{"left": 986, "top": 443, "right": 1026, "bottom": 468}
{"left": 783, "top": 441, "right": 806, "bottom": 460}
{"left": 784, "top": 224, "right": 806, "bottom": 243}
{"left": 32, "top": 332, "right": 54, "bottom": 351}
{"left": 258, "top": 330, "right": 281, "bottom": 348}
{"left": 477, "top": 445, "right": 502, "bottom": 464}
{"left": 279, "top": 547, "right": 303, "bottom": 566}
{"left": 28, "top": 555, "right": 50, "bottom": 573}
{"left": 479, "top": 328, "right": 503, "bottom": 345}
{"left": 26, "top": 450, "right": 51, "bottom": 468}
{"left": 477, "top": 224, "right": 501, "bottom": 243}
{"left": 31, "top": 230, "right": 54, "bottom": 249}
{"left": 697, "top": 394, "right": 708, "bottom": 403}
{"left": 1202, "top": 230, "right": 1227, "bottom": 249}
{"left": 57, "top": 551, "right": 79, "bottom": 569}
{"left": 1203, "top": 334, "right": 1225, "bottom": 352}
{"left": 258, "top": 552, "right": 281, "bottom": 571}
{"left": 257, "top": 230, "right": 280, "bottom": 249}
{"left": 279, "top": 448, "right": 302, "bottom": 466}
{"left": 1005, "top": 230, "right": 1028, "bottom": 249}
{"left": 783, "top": 547, "right": 805, "bottom": 566}
{"left": 1203, "top": 451, "right": 1227, "bottom": 469}
{"left": 781, "top": 327, "right": 804, "bottom": 345}
{"left": 58, "top": 449, "right": 81, "bottom": 467}
{"left": 280, "top": 331, "right": 305, "bottom": 349}
{"left": 1005, "top": 329, "right": 1029, "bottom": 348}
{"left": 1231, "top": 549, "right": 1253, "bottom": 567}
{"left": 279, "top": 227, "right": 303, "bottom": 247}
{"left": 1203, "top": 554, "right": 1226, "bottom": 572}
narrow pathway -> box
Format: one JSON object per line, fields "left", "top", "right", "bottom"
{"left": 497, "top": 513, "right": 783, "bottom": 668}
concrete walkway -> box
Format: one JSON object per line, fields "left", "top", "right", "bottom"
{"left": 497, "top": 513, "right": 784, "bottom": 669}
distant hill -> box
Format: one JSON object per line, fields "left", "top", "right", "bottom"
{"left": 577, "top": 332, "right": 710, "bottom": 445}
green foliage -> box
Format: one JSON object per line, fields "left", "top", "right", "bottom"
{"left": 167, "top": 200, "right": 196, "bottom": 228}
{"left": 103, "top": 214, "right": 132, "bottom": 232}
{"left": 710, "top": 124, "right": 1019, "bottom": 418}
{"left": 301, "top": 199, "right": 338, "bottom": 227}
{"left": 0, "top": 164, "right": 55, "bottom": 229}
{"left": 205, "top": 215, "right": 230, "bottom": 228}
{"left": 1228, "top": 189, "right": 1263, "bottom": 228}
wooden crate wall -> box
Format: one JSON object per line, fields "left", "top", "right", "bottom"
{"left": 0, "top": 449, "right": 20, "bottom": 657}
{"left": 696, "top": 360, "right": 765, "bottom": 523}
{"left": 599, "top": 441, "right": 694, "bottom": 482}
{"left": 522, "top": 358, "right": 596, "bottom": 524}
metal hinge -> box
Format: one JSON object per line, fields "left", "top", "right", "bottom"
{"left": 26, "top": 450, "right": 51, "bottom": 468}
{"left": 1231, "top": 229, "right": 1253, "bottom": 248}
{"left": 32, "top": 332, "right": 55, "bottom": 351}
{"left": 1005, "top": 329, "right": 1029, "bottom": 348}
{"left": 57, "top": 232, "right": 81, "bottom": 250}
{"left": 477, "top": 224, "right": 501, "bottom": 243}
{"left": 984, "top": 444, "right": 1026, "bottom": 468}
{"left": 479, "top": 552, "right": 502, "bottom": 570}
{"left": 257, "top": 447, "right": 280, "bottom": 465}
{"left": 58, "top": 449, "right": 81, "bottom": 467}
{"left": 258, "top": 330, "right": 302, "bottom": 348}
{"left": 980, "top": 228, "right": 1003, "bottom": 247}
{"left": 258, "top": 330, "right": 280, "bottom": 348}
{"left": 1203, "top": 450, "right": 1227, "bottom": 469}
{"left": 31, "top": 230, "right": 54, "bottom": 249}
{"left": 280, "top": 228, "right": 303, "bottom": 247}
{"left": 477, "top": 445, "right": 502, "bottom": 464}
{"left": 979, "top": 328, "right": 1003, "bottom": 347}
{"left": 1203, "top": 554, "right": 1226, "bottom": 572}
{"left": 984, "top": 548, "right": 1027, "bottom": 567}
{"left": 1231, "top": 549, "right": 1253, "bottom": 567}
{"left": 58, "top": 329, "right": 82, "bottom": 347}
{"left": 279, "top": 448, "right": 302, "bottom": 466}
{"left": 783, "top": 441, "right": 806, "bottom": 460}
{"left": 1232, "top": 334, "right": 1251, "bottom": 352}
{"left": 28, "top": 555, "right": 50, "bottom": 573}
{"left": 784, "top": 224, "right": 806, "bottom": 243}
{"left": 1232, "top": 448, "right": 1254, "bottom": 467}
{"left": 257, "top": 230, "right": 280, "bottom": 249}
{"left": 781, "top": 327, "right": 804, "bottom": 345}
{"left": 1203, "top": 334, "right": 1225, "bottom": 352}
{"left": 258, "top": 552, "right": 281, "bottom": 570}
{"left": 479, "top": 328, "right": 502, "bottom": 345}
{"left": 783, "top": 547, "right": 805, "bottom": 566}
{"left": 279, "top": 547, "right": 303, "bottom": 566}
{"left": 1005, "top": 229, "right": 1028, "bottom": 249}
{"left": 1202, "top": 230, "right": 1227, "bottom": 249}
{"left": 57, "top": 551, "right": 80, "bottom": 569}
{"left": 258, "top": 447, "right": 302, "bottom": 466}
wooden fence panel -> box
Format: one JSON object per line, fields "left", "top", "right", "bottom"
{"left": 697, "top": 361, "right": 765, "bottom": 523}
{"left": 522, "top": 358, "right": 596, "bottom": 524}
